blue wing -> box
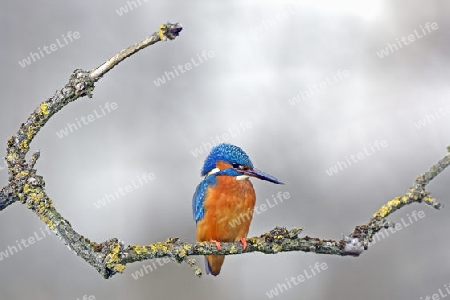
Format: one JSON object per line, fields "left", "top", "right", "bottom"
{"left": 192, "top": 180, "right": 208, "bottom": 223}
{"left": 192, "top": 169, "right": 240, "bottom": 223}
{"left": 192, "top": 175, "right": 219, "bottom": 223}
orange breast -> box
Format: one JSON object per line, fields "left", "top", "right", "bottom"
{"left": 196, "top": 175, "right": 256, "bottom": 243}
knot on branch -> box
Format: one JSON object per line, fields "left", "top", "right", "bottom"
{"left": 164, "top": 237, "right": 188, "bottom": 263}
{"left": 69, "top": 69, "right": 94, "bottom": 97}
{"left": 164, "top": 237, "right": 203, "bottom": 276}
{"left": 102, "top": 238, "right": 126, "bottom": 276}
{"left": 250, "top": 227, "right": 303, "bottom": 253}
{"left": 158, "top": 23, "right": 183, "bottom": 41}
{"left": 23, "top": 183, "right": 52, "bottom": 212}
{"left": 341, "top": 235, "right": 364, "bottom": 256}
{"left": 348, "top": 217, "right": 394, "bottom": 250}
{"left": 260, "top": 227, "right": 302, "bottom": 243}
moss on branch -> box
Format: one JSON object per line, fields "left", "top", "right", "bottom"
{"left": 0, "top": 22, "right": 447, "bottom": 279}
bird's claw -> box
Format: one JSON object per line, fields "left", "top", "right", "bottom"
{"left": 240, "top": 238, "right": 247, "bottom": 250}
{"left": 211, "top": 239, "right": 221, "bottom": 250}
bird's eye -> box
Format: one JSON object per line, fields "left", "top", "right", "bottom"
{"left": 232, "top": 163, "right": 243, "bottom": 169}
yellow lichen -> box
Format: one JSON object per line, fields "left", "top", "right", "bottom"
{"left": 373, "top": 197, "right": 405, "bottom": 218}
{"left": 19, "top": 140, "right": 29, "bottom": 151}
{"left": 35, "top": 191, "right": 42, "bottom": 201}
{"left": 272, "top": 244, "right": 282, "bottom": 252}
{"left": 134, "top": 246, "right": 148, "bottom": 255}
{"left": 15, "top": 171, "right": 29, "bottom": 180}
{"left": 113, "top": 264, "right": 126, "bottom": 273}
{"left": 38, "top": 201, "right": 46, "bottom": 214}
{"left": 111, "top": 242, "right": 121, "bottom": 254}
{"left": 158, "top": 24, "right": 167, "bottom": 40}
{"left": 178, "top": 249, "right": 186, "bottom": 257}
{"left": 27, "top": 126, "right": 36, "bottom": 140}
{"left": 7, "top": 152, "right": 18, "bottom": 162}
{"left": 40, "top": 216, "right": 55, "bottom": 230}
{"left": 391, "top": 198, "right": 401, "bottom": 207}
{"left": 105, "top": 241, "right": 126, "bottom": 272}
{"left": 423, "top": 196, "right": 436, "bottom": 205}
{"left": 40, "top": 103, "right": 49, "bottom": 115}
{"left": 373, "top": 206, "right": 388, "bottom": 218}
{"left": 106, "top": 254, "right": 119, "bottom": 264}
{"left": 149, "top": 242, "right": 168, "bottom": 253}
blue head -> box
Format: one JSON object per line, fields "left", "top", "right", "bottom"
{"left": 201, "top": 144, "right": 253, "bottom": 175}
{"left": 201, "top": 143, "right": 283, "bottom": 184}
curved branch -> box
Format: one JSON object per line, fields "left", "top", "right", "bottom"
{"left": 90, "top": 23, "right": 182, "bottom": 80}
{"left": 0, "top": 23, "right": 182, "bottom": 211}
{"left": 0, "top": 22, "right": 447, "bottom": 279}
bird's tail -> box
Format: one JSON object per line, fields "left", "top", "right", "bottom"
{"left": 205, "top": 255, "right": 225, "bottom": 276}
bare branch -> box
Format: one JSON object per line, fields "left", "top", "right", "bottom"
{"left": 90, "top": 23, "right": 182, "bottom": 80}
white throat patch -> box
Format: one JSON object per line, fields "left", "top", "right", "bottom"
{"left": 206, "top": 168, "right": 249, "bottom": 180}
{"left": 206, "top": 168, "right": 220, "bottom": 177}
{"left": 236, "top": 175, "right": 250, "bottom": 180}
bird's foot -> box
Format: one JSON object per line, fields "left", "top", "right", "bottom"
{"left": 240, "top": 238, "right": 247, "bottom": 250}
{"left": 210, "top": 239, "right": 221, "bottom": 250}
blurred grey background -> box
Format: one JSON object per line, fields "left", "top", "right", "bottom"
{"left": 1, "top": 1, "right": 450, "bottom": 299}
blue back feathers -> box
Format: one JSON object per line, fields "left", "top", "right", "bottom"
{"left": 192, "top": 175, "right": 216, "bottom": 223}
{"left": 201, "top": 143, "right": 253, "bottom": 176}
{"left": 192, "top": 168, "right": 243, "bottom": 223}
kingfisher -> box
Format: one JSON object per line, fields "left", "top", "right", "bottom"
{"left": 192, "top": 143, "right": 283, "bottom": 275}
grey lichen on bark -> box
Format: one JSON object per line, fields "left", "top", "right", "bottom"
{"left": 0, "top": 22, "right": 447, "bottom": 279}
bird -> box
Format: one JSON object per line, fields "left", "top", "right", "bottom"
{"left": 192, "top": 143, "right": 283, "bottom": 275}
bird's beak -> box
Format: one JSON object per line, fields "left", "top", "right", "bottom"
{"left": 241, "top": 168, "right": 284, "bottom": 184}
